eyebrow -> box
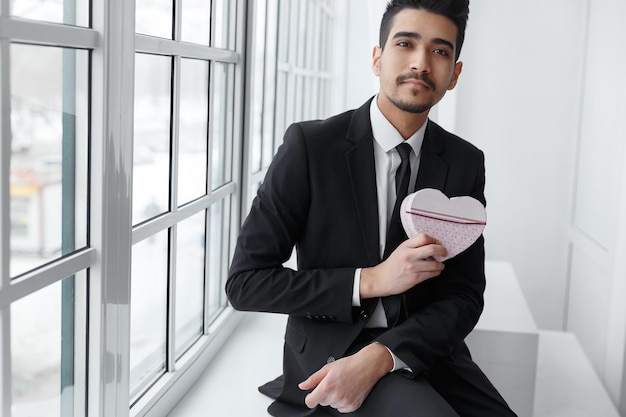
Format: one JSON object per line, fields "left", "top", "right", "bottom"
{"left": 392, "top": 31, "right": 455, "bottom": 51}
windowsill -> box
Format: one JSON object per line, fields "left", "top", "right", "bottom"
{"left": 168, "top": 261, "right": 621, "bottom": 417}
{"left": 167, "top": 311, "right": 283, "bottom": 416}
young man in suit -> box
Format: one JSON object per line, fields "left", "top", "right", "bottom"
{"left": 227, "top": 0, "right": 517, "bottom": 415}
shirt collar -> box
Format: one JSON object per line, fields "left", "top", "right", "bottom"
{"left": 369, "top": 95, "right": 427, "bottom": 156}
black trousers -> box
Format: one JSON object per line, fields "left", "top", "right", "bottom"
{"left": 263, "top": 332, "right": 517, "bottom": 417}
{"left": 323, "top": 333, "right": 517, "bottom": 417}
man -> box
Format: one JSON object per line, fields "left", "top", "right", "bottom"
{"left": 227, "top": 0, "right": 516, "bottom": 415}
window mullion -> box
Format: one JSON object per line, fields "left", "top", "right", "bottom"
{"left": 203, "top": 55, "right": 215, "bottom": 334}
{"left": 227, "top": 0, "right": 246, "bottom": 292}
{"left": 0, "top": 34, "right": 12, "bottom": 417}
{"left": 0, "top": 0, "right": 10, "bottom": 295}
{"left": 134, "top": 35, "right": 239, "bottom": 63}
{"left": 0, "top": 17, "right": 99, "bottom": 49}
{"left": 167, "top": 225, "right": 177, "bottom": 371}
{"left": 0, "top": 309, "right": 11, "bottom": 417}
{"left": 0, "top": 37, "right": 10, "bottom": 291}
{"left": 173, "top": 0, "right": 182, "bottom": 41}
{"left": 89, "top": 0, "right": 135, "bottom": 415}
{"left": 168, "top": 54, "right": 181, "bottom": 371}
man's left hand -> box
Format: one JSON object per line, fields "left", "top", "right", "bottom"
{"left": 298, "top": 342, "right": 393, "bottom": 413}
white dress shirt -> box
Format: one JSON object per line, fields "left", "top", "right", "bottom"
{"left": 351, "top": 96, "right": 427, "bottom": 371}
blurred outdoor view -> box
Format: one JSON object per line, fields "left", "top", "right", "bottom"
{"left": 8, "top": 0, "right": 233, "bottom": 415}
{"left": 9, "top": 0, "right": 89, "bottom": 400}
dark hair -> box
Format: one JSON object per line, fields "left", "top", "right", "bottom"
{"left": 379, "top": 0, "right": 469, "bottom": 60}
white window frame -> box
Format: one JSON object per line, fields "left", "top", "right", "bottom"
{"left": 244, "top": 0, "right": 348, "bottom": 211}
{"left": 0, "top": 0, "right": 351, "bottom": 415}
{"left": 0, "top": 0, "right": 247, "bottom": 416}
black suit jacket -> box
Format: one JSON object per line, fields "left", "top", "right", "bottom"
{"left": 226, "top": 97, "right": 486, "bottom": 411}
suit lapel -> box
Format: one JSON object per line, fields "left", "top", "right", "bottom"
{"left": 415, "top": 121, "right": 449, "bottom": 191}
{"left": 345, "top": 99, "right": 380, "bottom": 267}
{"left": 343, "top": 110, "right": 451, "bottom": 264}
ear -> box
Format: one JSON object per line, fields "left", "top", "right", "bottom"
{"left": 372, "top": 46, "right": 382, "bottom": 76}
{"left": 447, "top": 61, "right": 463, "bottom": 90}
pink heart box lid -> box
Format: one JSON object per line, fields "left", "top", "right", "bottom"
{"left": 400, "top": 188, "right": 486, "bottom": 261}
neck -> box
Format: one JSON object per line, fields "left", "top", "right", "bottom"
{"left": 376, "top": 95, "right": 429, "bottom": 139}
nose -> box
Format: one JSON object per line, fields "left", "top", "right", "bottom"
{"left": 410, "top": 48, "right": 431, "bottom": 73}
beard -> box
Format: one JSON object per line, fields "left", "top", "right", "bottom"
{"left": 387, "top": 73, "right": 437, "bottom": 114}
{"left": 388, "top": 95, "right": 435, "bottom": 114}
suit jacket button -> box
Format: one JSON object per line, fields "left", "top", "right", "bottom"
{"left": 360, "top": 310, "right": 370, "bottom": 320}
{"left": 326, "top": 356, "right": 335, "bottom": 364}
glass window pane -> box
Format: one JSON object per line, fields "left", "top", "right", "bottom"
{"left": 296, "top": 2, "right": 306, "bottom": 67}
{"left": 178, "top": 59, "right": 208, "bottom": 206}
{"left": 10, "top": 44, "right": 89, "bottom": 278}
{"left": 295, "top": 75, "right": 304, "bottom": 121}
{"left": 212, "top": 0, "right": 234, "bottom": 49}
{"left": 210, "top": 63, "right": 234, "bottom": 190}
{"left": 248, "top": 182, "right": 261, "bottom": 213}
{"left": 130, "top": 231, "right": 168, "bottom": 401}
{"left": 133, "top": 53, "right": 172, "bottom": 225}
{"left": 273, "top": 71, "right": 288, "bottom": 159}
{"left": 249, "top": 6, "right": 266, "bottom": 175}
{"left": 180, "top": 0, "right": 211, "bottom": 45}
{"left": 11, "top": 272, "right": 87, "bottom": 417}
{"left": 208, "top": 198, "right": 230, "bottom": 321}
{"left": 321, "top": 12, "right": 331, "bottom": 72}
{"left": 135, "top": 0, "right": 173, "bottom": 39}
{"left": 319, "top": 79, "right": 328, "bottom": 118}
{"left": 10, "top": 0, "right": 89, "bottom": 27}
{"left": 310, "top": 77, "right": 319, "bottom": 119}
{"left": 175, "top": 211, "right": 206, "bottom": 358}
{"left": 261, "top": 0, "right": 278, "bottom": 171}
{"left": 277, "top": 0, "right": 290, "bottom": 63}
{"left": 303, "top": 76, "right": 312, "bottom": 120}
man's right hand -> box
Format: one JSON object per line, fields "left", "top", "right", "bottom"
{"left": 359, "top": 234, "right": 447, "bottom": 299}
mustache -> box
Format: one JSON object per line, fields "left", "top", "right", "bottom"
{"left": 396, "top": 73, "right": 435, "bottom": 89}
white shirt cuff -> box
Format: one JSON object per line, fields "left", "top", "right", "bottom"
{"left": 355, "top": 271, "right": 411, "bottom": 374}
{"left": 352, "top": 268, "right": 362, "bottom": 306}
{"left": 382, "top": 344, "right": 412, "bottom": 373}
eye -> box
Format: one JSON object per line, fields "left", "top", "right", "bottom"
{"left": 396, "top": 41, "right": 411, "bottom": 48}
{"left": 433, "top": 48, "right": 450, "bottom": 56}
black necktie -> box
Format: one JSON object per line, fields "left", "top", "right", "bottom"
{"left": 384, "top": 143, "right": 412, "bottom": 259}
{"left": 382, "top": 143, "right": 412, "bottom": 327}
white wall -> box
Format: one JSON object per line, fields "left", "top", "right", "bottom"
{"left": 345, "top": 0, "right": 575, "bottom": 329}
{"left": 344, "top": 0, "right": 385, "bottom": 109}
{"left": 344, "top": 2, "right": 626, "bottom": 410}
{"left": 453, "top": 0, "right": 588, "bottom": 330}
{"left": 346, "top": 0, "right": 586, "bottom": 330}
{"left": 454, "top": 0, "right": 626, "bottom": 411}
{"left": 565, "top": 0, "right": 626, "bottom": 412}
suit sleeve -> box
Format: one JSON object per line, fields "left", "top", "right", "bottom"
{"left": 376, "top": 150, "right": 487, "bottom": 376}
{"left": 226, "top": 123, "right": 356, "bottom": 323}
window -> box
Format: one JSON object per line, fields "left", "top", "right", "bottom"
{"left": 1, "top": 0, "right": 348, "bottom": 415}
{"left": 1, "top": 6, "right": 94, "bottom": 416}
{"left": 245, "top": 0, "right": 347, "bottom": 208}
{"left": 129, "top": 0, "right": 241, "bottom": 408}
{"left": 1, "top": 0, "right": 243, "bottom": 415}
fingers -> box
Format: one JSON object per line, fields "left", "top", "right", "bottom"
{"left": 298, "top": 372, "right": 321, "bottom": 391}
{"left": 406, "top": 233, "right": 440, "bottom": 247}
{"left": 299, "top": 368, "right": 327, "bottom": 408}
{"left": 299, "top": 364, "right": 362, "bottom": 411}
{"left": 303, "top": 382, "right": 333, "bottom": 410}
{"left": 302, "top": 381, "right": 360, "bottom": 412}
{"left": 403, "top": 233, "right": 448, "bottom": 259}
{"left": 304, "top": 390, "right": 321, "bottom": 409}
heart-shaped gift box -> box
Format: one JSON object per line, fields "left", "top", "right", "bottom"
{"left": 400, "top": 188, "right": 486, "bottom": 261}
